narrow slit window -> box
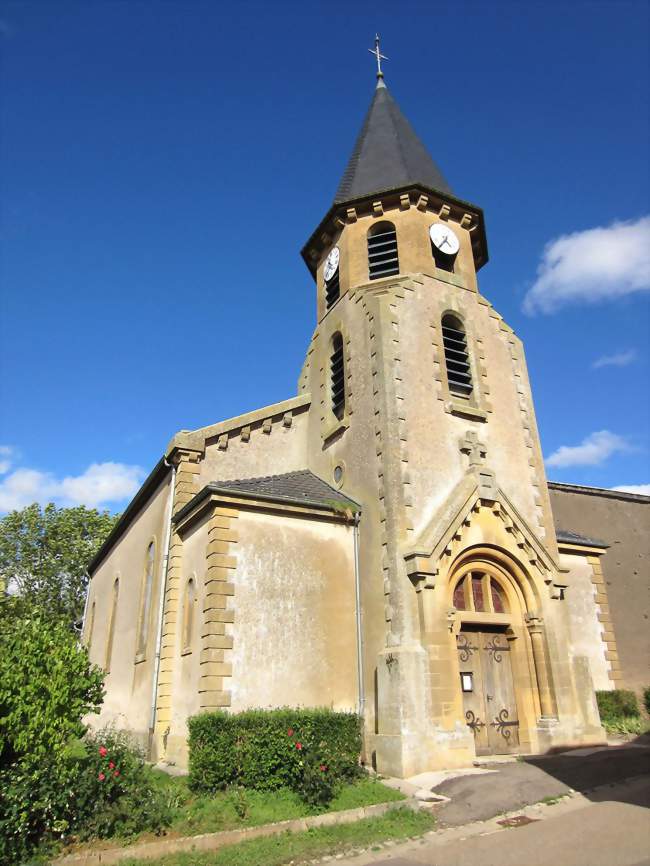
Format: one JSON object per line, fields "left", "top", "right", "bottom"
{"left": 137, "top": 541, "right": 155, "bottom": 657}
{"left": 330, "top": 332, "right": 345, "bottom": 420}
{"left": 367, "top": 222, "right": 399, "bottom": 280}
{"left": 442, "top": 314, "right": 473, "bottom": 397}
{"left": 182, "top": 577, "right": 196, "bottom": 653}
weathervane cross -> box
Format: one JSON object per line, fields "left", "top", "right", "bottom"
{"left": 368, "top": 33, "right": 387, "bottom": 79}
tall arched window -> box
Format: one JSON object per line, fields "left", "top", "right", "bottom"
{"left": 182, "top": 576, "right": 196, "bottom": 654}
{"left": 86, "top": 600, "right": 96, "bottom": 651}
{"left": 105, "top": 577, "right": 119, "bottom": 672}
{"left": 442, "top": 314, "right": 473, "bottom": 397}
{"left": 136, "top": 541, "right": 155, "bottom": 657}
{"left": 367, "top": 221, "right": 399, "bottom": 280}
{"left": 330, "top": 332, "right": 345, "bottom": 420}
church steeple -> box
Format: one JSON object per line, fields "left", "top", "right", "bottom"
{"left": 334, "top": 81, "right": 453, "bottom": 205}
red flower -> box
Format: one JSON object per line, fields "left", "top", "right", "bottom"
{"left": 108, "top": 761, "right": 115, "bottom": 769}
{"left": 295, "top": 742, "right": 302, "bottom": 750}
{"left": 319, "top": 765, "right": 327, "bottom": 772}
{"left": 287, "top": 729, "right": 294, "bottom": 737}
{"left": 98, "top": 746, "right": 107, "bottom": 757}
{"left": 114, "top": 770, "right": 120, "bottom": 778}
{"left": 98, "top": 772, "right": 105, "bottom": 781}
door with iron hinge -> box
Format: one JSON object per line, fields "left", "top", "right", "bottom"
{"left": 456, "top": 628, "right": 520, "bottom": 755}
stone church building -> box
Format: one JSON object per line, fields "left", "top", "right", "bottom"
{"left": 83, "top": 71, "right": 648, "bottom": 777}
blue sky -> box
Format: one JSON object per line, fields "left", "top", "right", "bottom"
{"left": 1, "top": 0, "right": 649, "bottom": 512}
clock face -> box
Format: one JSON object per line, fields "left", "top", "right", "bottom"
{"left": 323, "top": 246, "right": 340, "bottom": 282}
{"left": 429, "top": 223, "right": 460, "bottom": 256}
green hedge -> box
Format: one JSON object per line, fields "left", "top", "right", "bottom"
{"left": 188, "top": 709, "right": 362, "bottom": 802}
{"left": 644, "top": 687, "right": 650, "bottom": 716}
{"left": 596, "top": 689, "right": 640, "bottom": 723}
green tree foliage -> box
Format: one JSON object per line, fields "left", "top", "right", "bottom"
{"left": 0, "top": 610, "right": 105, "bottom": 859}
{"left": 0, "top": 502, "right": 119, "bottom": 624}
{"left": 0, "top": 609, "right": 105, "bottom": 765}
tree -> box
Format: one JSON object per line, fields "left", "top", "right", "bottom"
{"left": 0, "top": 503, "right": 119, "bottom": 625}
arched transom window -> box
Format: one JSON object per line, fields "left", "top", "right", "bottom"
{"left": 453, "top": 571, "right": 508, "bottom": 614}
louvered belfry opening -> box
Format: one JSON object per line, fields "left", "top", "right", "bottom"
{"left": 325, "top": 271, "right": 340, "bottom": 309}
{"left": 442, "top": 314, "right": 473, "bottom": 397}
{"left": 330, "top": 332, "right": 345, "bottom": 419}
{"left": 367, "top": 221, "right": 399, "bottom": 280}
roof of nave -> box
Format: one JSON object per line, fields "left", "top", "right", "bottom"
{"left": 172, "top": 469, "right": 361, "bottom": 527}
{"left": 334, "top": 79, "right": 453, "bottom": 205}
{"left": 208, "top": 469, "right": 358, "bottom": 508}
{"left": 555, "top": 528, "right": 609, "bottom": 549}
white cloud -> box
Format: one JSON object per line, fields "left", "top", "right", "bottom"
{"left": 523, "top": 216, "right": 650, "bottom": 314}
{"left": 0, "top": 461, "right": 145, "bottom": 513}
{"left": 545, "top": 430, "right": 630, "bottom": 468}
{"left": 612, "top": 484, "right": 650, "bottom": 496}
{"left": 0, "top": 445, "right": 14, "bottom": 475}
{"left": 592, "top": 349, "right": 638, "bottom": 369}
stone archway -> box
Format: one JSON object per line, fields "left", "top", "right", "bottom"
{"left": 447, "top": 548, "right": 558, "bottom": 756}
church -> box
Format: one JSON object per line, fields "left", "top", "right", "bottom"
{"left": 83, "top": 61, "right": 648, "bottom": 778}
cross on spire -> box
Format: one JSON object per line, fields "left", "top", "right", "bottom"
{"left": 368, "top": 33, "right": 388, "bottom": 80}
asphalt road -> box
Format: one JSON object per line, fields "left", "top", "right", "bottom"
{"left": 340, "top": 775, "right": 650, "bottom": 866}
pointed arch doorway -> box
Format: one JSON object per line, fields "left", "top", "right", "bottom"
{"left": 452, "top": 561, "right": 527, "bottom": 755}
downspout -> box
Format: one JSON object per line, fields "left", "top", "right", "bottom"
{"left": 353, "top": 511, "right": 365, "bottom": 719}
{"left": 79, "top": 570, "right": 91, "bottom": 640}
{"left": 149, "top": 458, "right": 176, "bottom": 739}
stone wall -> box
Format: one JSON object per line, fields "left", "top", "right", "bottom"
{"left": 549, "top": 483, "right": 650, "bottom": 697}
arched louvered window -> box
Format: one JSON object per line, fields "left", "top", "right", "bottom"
{"left": 325, "top": 271, "right": 340, "bottom": 309}
{"left": 442, "top": 314, "right": 473, "bottom": 397}
{"left": 105, "top": 577, "right": 119, "bottom": 672}
{"left": 136, "top": 541, "right": 155, "bottom": 657}
{"left": 367, "top": 221, "right": 399, "bottom": 280}
{"left": 330, "top": 332, "right": 345, "bottom": 420}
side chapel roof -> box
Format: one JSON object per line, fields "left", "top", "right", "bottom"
{"left": 334, "top": 79, "right": 452, "bottom": 205}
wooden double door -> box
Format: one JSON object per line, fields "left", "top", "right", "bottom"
{"left": 456, "top": 626, "right": 520, "bottom": 755}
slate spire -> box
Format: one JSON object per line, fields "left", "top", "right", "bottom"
{"left": 334, "top": 79, "right": 452, "bottom": 204}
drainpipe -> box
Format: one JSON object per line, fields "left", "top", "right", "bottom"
{"left": 79, "top": 570, "right": 91, "bottom": 639}
{"left": 149, "top": 458, "right": 176, "bottom": 737}
{"left": 353, "top": 511, "right": 365, "bottom": 719}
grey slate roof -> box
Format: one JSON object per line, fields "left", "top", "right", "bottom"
{"left": 203, "top": 470, "right": 359, "bottom": 511}
{"left": 334, "top": 80, "right": 452, "bottom": 204}
{"left": 556, "top": 529, "right": 608, "bottom": 549}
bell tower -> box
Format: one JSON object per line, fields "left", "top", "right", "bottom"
{"left": 298, "top": 58, "right": 600, "bottom": 775}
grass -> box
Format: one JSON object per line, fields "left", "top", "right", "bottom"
{"left": 121, "top": 807, "right": 435, "bottom": 866}
{"left": 538, "top": 794, "right": 567, "bottom": 806}
{"left": 56, "top": 773, "right": 407, "bottom": 857}
{"left": 149, "top": 773, "right": 405, "bottom": 838}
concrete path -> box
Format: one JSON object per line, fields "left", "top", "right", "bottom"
{"left": 337, "top": 775, "right": 650, "bottom": 866}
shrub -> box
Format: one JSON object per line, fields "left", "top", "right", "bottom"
{"left": 596, "top": 689, "right": 640, "bottom": 724}
{"left": 0, "top": 729, "right": 173, "bottom": 861}
{"left": 643, "top": 686, "right": 650, "bottom": 716}
{"left": 188, "top": 708, "right": 362, "bottom": 807}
